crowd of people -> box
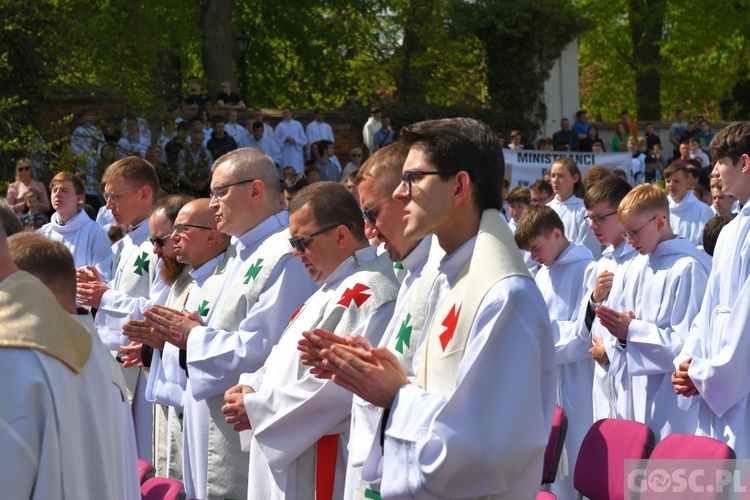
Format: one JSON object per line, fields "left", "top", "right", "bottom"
{"left": 2, "top": 101, "right": 750, "bottom": 500}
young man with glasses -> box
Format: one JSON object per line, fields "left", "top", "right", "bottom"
{"left": 596, "top": 184, "right": 710, "bottom": 444}
{"left": 220, "top": 181, "right": 399, "bottom": 498}
{"left": 577, "top": 176, "right": 638, "bottom": 423}
{"left": 144, "top": 148, "right": 317, "bottom": 500}
{"left": 76, "top": 156, "right": 162, "bottom": 462}
{"left": 336, "top": 143, "right": 444, "bottom": 497}
{"left": 302, "top": 118, "right": 556, "bottom": 498}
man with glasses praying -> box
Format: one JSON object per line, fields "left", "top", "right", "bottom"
{"left": 143, "top": 148, "right": 316, "bottom": 500}
{"left": 220, "top": 181, "right": 399, "bottom": 498}
{"left": 302, "top": 118, "right": 556, "bottom": 498}
{"left": 595, "top": 183, "right": 710, "bottom": 444}
{"left": 76, "top": 157, "right": 162, "bottom": 462}
{"left": 331, "top": 142, "right": 444, "bottom": 497}
{"left": 127, "top": 198, "right": 231, "bottom": 481}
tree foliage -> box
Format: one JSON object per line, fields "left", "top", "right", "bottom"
{"left": 579, "top": 0, "right": 750, "bottom": 121}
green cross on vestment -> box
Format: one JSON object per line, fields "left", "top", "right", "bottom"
{"left": 197, "top": 300, "right": 210, "bottom": 316}
{"left": 243, "top": 258, "right": 264, "bottom": 284}
{"left": 393, "top": 261, "right": 404, "bottom": 270}
{"left": 133, "top": 252, "right": 149, "bottom": 276}
{"left": 395, "top": 313, "right": 413, "bottom": 354}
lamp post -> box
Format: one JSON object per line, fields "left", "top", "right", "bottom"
{"left": 236, "top": 29, "right": 249, "bottom": 102}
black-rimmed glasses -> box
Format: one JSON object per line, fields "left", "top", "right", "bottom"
{"left": 209, "top": 178, "right": 257, "bottom": 200}
{"left": 620, "top": 216, "right": 657, "bottom": 240}
{"left": 361, "top": 196, "right": 392, "bottom": 224}
{"left": 584, "top": 211, "right": 618, "bottom": 226}
{"left": 172, "top": 223, "right": 213, "bottom": 236}
{"left": 288, "top": 224, "right": 340, "bottom": 253}
{"left": 149, "top": 231, "right": 174, "bottom": 248}
{"left": 397, "top": 170, "right": 444, "bottom": 195}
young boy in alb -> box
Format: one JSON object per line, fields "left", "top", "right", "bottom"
{"left": 515, "top": 204, "right": 596, "bottom": 500}
{"left": 38, "top": 172, "right": 113, "bottom": 280}
{"left": 507, "top": 186, "right": 539, "bottom": 276}
{"left": 579, "top": 176, "right": 637, "bottom": 421}
{"left": 665, "top": 163, "right": 714, "bottom": 247}
{"left": 597, "top": 184, "right": 710, "bottom": 442}
{"left": 673, "top": 121, "right": 750, "bottom": 458}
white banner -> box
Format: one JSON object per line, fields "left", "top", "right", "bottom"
{"left": 502, "top": 150, "right": 633, "bottom": 188}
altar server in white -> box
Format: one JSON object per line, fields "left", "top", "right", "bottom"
{"left": 674, "top": 122, "right": 750, "bottom": 458}
{"left": 304, "top": 118, "right": 556, "bottom": 499}
{"left": 515, "top": 205, "right": 596, "bottom": 500}
{"left": 306, "top": 108, "right": 335, "bottom": 158}
{"left": 548, "top": 157, "right": 602, "bottom": 258}
{"left": 145, "top": 148, "right": 318, "bottom": 499}
{"left": 221, "top": 182, "right": 399, "bottom": 499}
{"left": 76, "top": 157, "right": 162, "bottom": 460}
{"left": 578, "top": 177, "right": 637, "bottom": 421}
{"left": 39, "top": 171, "right": 113, "bottom": 280}
{"left": 274, "top": 107, "right": 307, "bottom": 173}
{"left": 598, "top": 184, "right": 710, "bottom": 443}
{"left": 0, "top": 227, "right": 139, "bottom": 500}
{"left": 664, "top": 163, "right": 714, "bottom": 247}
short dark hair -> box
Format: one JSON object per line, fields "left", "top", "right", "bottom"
{"left": 703, "top": 216, "right": 733, "bottom": 257}
{"left": 288, "top": 181, "right": 366, "bottom": 242}
{"left": 157, "top": 194, "right": 194, "bottom": 225}
{"left": 584, "top": 176, "right": 632, "bottom": 209}
{"left": 211, "top": 115, "right": 225, "bottom": 126}
{"left": 514, "top": 205, "right": 565, "bottom": 250}
{"left": 317, "top": 140, "right": 332, "bottom": 157}
{"left": 664, "top": 163, "right": 688, "bottom": 180}
{"left": 710, "top": 122, "right": 750, "bottom": 164}
{"left": 399, "top": 118, "right": 503, "bottom": 212}
{"left": 283, "top": 174, "right": 310, "bottom": 196}
{"left": 530, "top": 180, "right": 553, "bottom": 196}
{"left": 252, "top": 121, "right": 264, "bottom": 130}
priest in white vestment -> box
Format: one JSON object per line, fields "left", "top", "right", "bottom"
{"left": 274, "top": 107, "right": 307, "bottom": 173}
{"left": 0, "top": 229, "right": 139, "bottom": 500}
{"left": 304, "top": 119, "right": 556, "bottom": 498}
{"left": 145, "top": 149, "right": 318, "bottom": 500}
{"left": 221, "top": 181, "right": 400, "bottom": 499}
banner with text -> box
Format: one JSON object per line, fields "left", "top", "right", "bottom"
{"left": 503, "top": 150, "right": 633, "bottom": 187}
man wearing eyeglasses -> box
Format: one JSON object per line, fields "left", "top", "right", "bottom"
{"left": 302, "top": 118, "right": 556, "bottom": 499}
{"left": 129, "top": 198, "right": 231, "bottom": 480}
{"left": 339, "top": 142, "right": 444, "bottom": 498}
{"left": 596, "top": 184, "right": 710, "bottom": 444}
{"left": 143, "top": 148, "right": 317, "bottom": 500}
{"left": 76, "top": 157, "right": 162, "bottom": 462}
{"left": 220, "top": 181, "right": 398, "bottom": 499}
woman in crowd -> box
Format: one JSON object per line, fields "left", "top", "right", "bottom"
{"left": 7, "top": 158, "right": 50, "bottom": 216}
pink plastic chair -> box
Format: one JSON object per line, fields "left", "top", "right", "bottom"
{"left": 641, "top": 434, "right": 735, "bottom": 500}
{"left": 141, "top": 477, "right": 184, "bottom": 500}
{"left": 542, "top": 406, "right": 568, "bottom": 486}
{"left": 137, "top": 459, "right": 154, "bottom": 484}
{"left": 573, "top": 418, "right": 653, "bottom": 500}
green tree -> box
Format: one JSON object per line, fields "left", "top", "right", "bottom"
{"left": 451, "top": 0, "right": 587, "bottom": 135}
{"left": 579, "top": 0, "right": 749, "bottom": 121}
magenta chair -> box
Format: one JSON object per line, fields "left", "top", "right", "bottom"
{"left": 137, "top": 459, "right": 154, "bottom": 484}
{"left": 542, "top": 406, "right": 568, "bottom": 487}
{"left": 141, "top": 477, "right": 184, "bottom": 500}
{"left": 573, "top": 418, "right": 653, "bottom": 500}
{"left": 641, "top": 434, "right": 735, "bottom": 500}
